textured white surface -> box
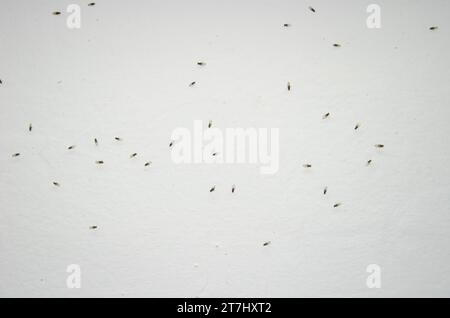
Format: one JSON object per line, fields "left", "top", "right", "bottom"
{"left": 0, "top": 0, "right": 449, "bottom": 297}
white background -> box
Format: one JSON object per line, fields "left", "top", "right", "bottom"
{"left": 0, "top": 0, "right": 449, "bottom": 297}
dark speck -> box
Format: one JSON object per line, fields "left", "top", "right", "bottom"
{"left": 210, "top": 185, "right": 215, "bottom": 192}
{"left": 333, "top": 43, "right": 341, "bottom": 47}
{"left": 52, "top": 11, "right": 61, "bottom": 15}
{"left": 429, "top": 26, "right": 438, "bottom": 30}
{"left": 263, "top": 241, "right": 271, "bottom": 246}
{"left": 309, "top": 6, "right": 316, "bottom": 13}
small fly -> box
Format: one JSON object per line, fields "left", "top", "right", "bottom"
{"left": 169, "top": 141, "right": 174, "bottom": 147}
{"left": 354, "top": 123, "right": 360, "bottom": 130}
{"left": 287, "top": 82, "right": 291, "bottom": 91}
{"left": 29, "top": 124, "right": 32, "bottom": 132}
{"left": 323, "top": 186, "right": 328, "bottom": 195}
{"left": 88, "top": 2, "right": 96, "bottom": 6}
{"left": 89, "top": 226, "right": 98, "bottom": 230}
{"left": 232, "top": 184, "right": 236, "bottom": 193}
{"left": 53, "top": 182, "right": 60, "bottom": 187}
{"left": 309, "top": 6, "right": 316, "bottom": 13}
{"left": 374, "top": 144, "right": 384, "bottom": 148}
{"left": 333, "top": 43, "right": 341, "bottom": 47}
{"left": 114, "top": 137, "right": 122, "bottom": 141}
{"left": 263, "top": 241, "right": 271, "bottom": 246}
{"left": 367, "top": 159, "right": 372, "bottom": 166}
{"left": 189, "top": 81, "right": 196, "bottom": 87}
{"left": 303, "top": 164, "right": 312, "bottom": 168}
{"left": 94, "top": 138, "right": 98, "bottom": 145}
{"left": 429, "top": 26, "right": 438, "bottom": 30}
{"left": 52, "top": 11, "right": 61, "bottom": 15}
{"left": 197, "top": 62, "right": 206, "bottom": 66}
{"left": 67, "top": 145, "right": 76, "bottom": 150}
{"left": 208, "top": 120, "right": 212, "bottom": 128}
{"left": 130, "top": 153, "right": 137, "bottom": 158}
{"left": 283, "top": 23, "right": 291, "bottom": 27}
{"left": 144, "top": 161, "right": 152, "bottom": 167}
{"left": 12, "top": 153, "right": 20, "bottom": 157}
{"left": 212, "top": 152, "right": 219, "bottom": 156}
{"left": 322, "top": 112, "right": 330, "bottom": 119}
{"left": 95, "top": 160, "right": 104, "bottom": 164}
{"left": 333, "top": 203, "right": 342, "bottom": 208}
{"left": 210, "top": 185, "right": 216, "bottom": 192}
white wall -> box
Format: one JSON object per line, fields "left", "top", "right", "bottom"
{"left": 0, "top": 0, "right": 449, "bottom": 297}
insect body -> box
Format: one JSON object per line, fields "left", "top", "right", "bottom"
{"left": 210, "top": 185, "right": 215, "bottom": 192}
{"left": 283, "top": 23, "right": 291, "bottom": 27}
{"left": 287, "top": 82, "right": 291, "bottom": 91}
{"left": 67, "top": 145, "right": 76, "bottom": 150}
{"left": 374, "top": 144, "right": 384, "bottom": 148}
{"left": 144, "top": 161, "right": 152, "bottom": 167}
{"left": 130, "top": 153, "right": 137, "bottom": 158}
{"left": 114, "top": 137, "right": 122, "bottom": 141}
{"left": 95, "top": 160, "right": 104, "bottom": 164}
{"left": 208, "top": 120, "right": 212, "bottom": 128}
{"left": 189, "top": 81, "right": 196, "bottom": 87}
{"left": 309, "top": 6, "right": 316, "bottom": 12}
{"left": 169, "top": 141, "right": 174, "bottom": 147}
{"left": 53, "top": 182, "right": 60, "bottom": 187}
{"left": 197, "top": 62, "right": 206, "bottom": 66}
{"left": 354, "top": 123, "right": 360, "bottom": 130}
{"left": 12, "top": 153, "right": 20, "bottom": 157}
{"left": 29, "top": 124, "right": 32, "bottom": 132}
{"left": 52, "top": 11, "right": 61, "bottom": 15}
{"left": 367, "top": 159, "right": 372, "bottom": 166}
{"left": 89, "top": 226, "right": 98, "bottom": 230}
{"left": 88, "top": 2, "right": 96, "bottom": 6}
{"left": 333, "top": 43, "right": 341, "bottom": 47}
{"left": 322, "top": 112, "right": 330, "bottom": 119}
{"left": 333, "top": 203, "right": 342, "bottom": 208}
{"left": 323, "top": 187, "right": 328, "bottom": 195}
{"left": 232, "top": 184, "right": 236, "bottom": 193}
{"left": 263, "top": 241, "right": 271, "bottom": 246}
{"left": 429, "top": 26, "right": 438, "bottom": 30}
{"left": 303, "top": 164, "right": 312, "bottom": 168}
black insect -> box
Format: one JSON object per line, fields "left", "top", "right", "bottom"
{"left": 95, "top": 160, "right": 104, "bottom": 164}
{"left": 309, "top": 6, "right": 316, "bottom": 12}
{"left": 0, "top": 79, "right": 2, "bottom": 84}
{"left": 263, "top": 241, "right": 271, "bottom": 246}
{"left": 323, "top": 186, "right": 328, "bottom": 195}
{"left": 232, "top": 184, "right": 236, "bottom": 193}
{"left": 210, "top": 185, "right": 215, "bottom": 192}
{"left": 333, "top": 43, "right": 341, "bottom": 47}
{"left": 88, "top": 2, "right": 96, "bottom": 6}
{"left": 12, "top": 153, "right": 20, "bottom": 157}
{"left": 212, "top": 152, "right": 219, "bottom": 156}
{"left": 429, "top": 26, "right": 438, "bottom": 30}
{"left": 283, "top": 23, "right": 291, "bottom": 27}
{"left": 287, "top": 82, "right": 291, "bottom": 91}
{"left": 94, "top": 138, "right": 98, "bottom": 145}
{"left": 208, "top": 120, "right": 212, "bottom": 128}
{"left": 114, "top": 137, "right": 122, "bottom": 141}
{"left": 197, "top": 62, "right": 206, "bottom": 66}
{"left": 333, "top": 203, "right": 342, "bottom": 208}
{"left": 52, "top": 11, "right": 61, "bottom": 15}
{"left": 89, "top": 226, "right": 98, "bottom": 230}
{"left": 130, "top": 153, "right": 137, "bottom": 158}
{"left": 53, "top": 182, "right": 60, "bottom": 187}
{"left": 67, "top": 145, "right": 76, "bottom": 150}
{"left": 189, "top": 81, "right": 196, "bottom": 87}
{"left": 367, "top": 159, "right": 372, "bottom": 166}
{"left": 144, "top": 161, "right": 152, "bottom": 167}
{"left": 169, "top": 141, "right": 174, "bottom": 147}
{"left": 29, "top": 124, "right": 32, "bottom": 132}
{"left": 354, "top": 123, "right": 360, "bottom": 130}
{"left": 374, "top": 144, "right": 384, "bottom": 148}
{"left": 322, "top": 112, "right": 330, "bottom": 119}
{"left": 303, "top": 164, "right": 312, "bottom": 168}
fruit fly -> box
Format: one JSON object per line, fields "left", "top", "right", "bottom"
{"left": 88, "top": 2, "right": 96, "bottom": 6}
{"left": 354, "top": 123, "right": 360, "bottom": 130}
{"left": 144, "top": 161, "right": 152, "bottom": 167}
{"left": 322, "top": 112, "right": 330, "bottom": 119}
{"left": 197, "top": 62, "right": 206, "bottom": 66}
{"left": 263, "top": 241, "right": 271, "bottom": 246}
{"left": 189, "top": 81, "right": 196, "bottom": 87}
{"left": 333, "top": 203, "right": 342, "bottom": 208}
{"left": 95, "top": 160, "right": 104, "bottom": 164}
{"left": 210, "top": 185, "right": 215, "bottom": 192}
{"left": 130, "top": 153, "right": 137, "bottom": 158}
{"left": 53, "top": 182, "right": 60, "bottom": 187}
{"left": 212, "top": 152, "right": 219, "bottom": 156}
{"left": 52, "top": 11, "right": 61, "bottom": 15}
{"left": 374, "top": 144, "right": 384, "bottom": 148}
{"left": 169, "top": 141, "right": 174, "bottom": 147}
{"left": 0, "top": 79, "right": 2, "bottom": 84}
{"left": 367, "top": 159, "right": 372, "bottom": 166}
{"left": 303, "top": 164, "right": 312, "bottom": 168}
{"left": 89, "top": 226, "right": 98, "bottom": 230}
{"left": 67, "top": 145, "right": 76, "bottom": 150}
{"left": 283, "top": 23, "right": 291, "bottom": 27}
{"left": 309, "top": 6, "right": 316, "bottom": 12}
{"left": 333, "top": 43, "right": 341, "bottom": 47}
{"left": 114, "top": 137, "right": 122, "bottom": 141}
{"left": 94, "top": 138, "right": 98, "bottom": 145}
{"left": 323, "top": 186, "right": 328, "bottom": 195}
{"left": 287, "top": 82, "right": 291, "bottom": 91}
{"left": 429, "top": 26, "right": 438, "bottom": 30}
{"left": 12, "top": 153, "right": 20, "bottom": 157}
{"left": 232, "top": 184, "right": 236, "bottom": 193}
{"left": 29, "top": 124, "right": 32, "bottom": 132}
{"left": 208, "top": 120, "right": 212, "bottom": 128}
